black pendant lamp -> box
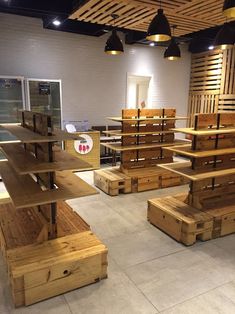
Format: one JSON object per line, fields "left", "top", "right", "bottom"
{"left": 164, "top": 25, "right": 181, "bottom": 60}
{"left": 146, "top": 1, "right": 171, "bottom": 42}
{"left": 105, "top": 14, "right": 124, "bottom": 55}
{"left": 223, "top": 0, "right": 235, "bottom": 18}
{"left": 213, "top": 22, "right": 235, "bottom": 50}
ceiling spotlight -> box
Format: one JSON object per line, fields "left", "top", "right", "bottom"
{"left": 213, "top": 23, "right": 235, "bottom": 50}
{"left": 52, "top": 19, "right": 61, "bottom": 26}
{"left": 223, "top": 0, "right": 235, "bottom": 18}
{"left": 150, "top": 42, "right": 155, "bottom": 47}
{"left": 208, "top": 45, "right": 214, "bottom": 50}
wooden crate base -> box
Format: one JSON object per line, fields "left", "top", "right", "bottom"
{"left": 0, "top": 201, "right": 108, "bottom": 307}
{"left": 201, "top": 199, "right": 235, "bottom": 238}
{"left": 148, "top": 193, "right": 235, "bottom": 245}
{"left": 94, "top": 167, "right": 131, "bottom": 196}
{"left": 94, "top": 166, "right": 187, "bottom": 195}
{"left": 123, "top": 167, "right": 187, "bottom": 193}
{"left": 148, "top": 194, "right": 213, "bottom": 246}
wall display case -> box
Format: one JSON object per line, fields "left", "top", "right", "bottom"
{"left": 26, "top": 79, "right": 62, "bottom": 129}
{"left": 0, "top": 76, "right": 25, "bottom": 123}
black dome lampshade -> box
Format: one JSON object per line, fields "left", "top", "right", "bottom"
{"left": 104, "top": 29, "right": 124, "bottom": 55}
{"left": 223, "top": 0, "right": 235, "bottom": 18}
{"left": 146, "top": 8, "right": 171, "bottom": 42}
{"left": 164, "top": 37, "right": 181, "bottom": 61}
{"left": 213, "top": 23, "right": 235, "bottom": 50}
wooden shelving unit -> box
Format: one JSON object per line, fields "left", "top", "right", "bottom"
{"left": 148, "top": 112, "right": 235, "bottom": 245}
{"left": 0, "top": 111, "right": 108, "bottom": 307}
{"left": 95, "top": 108, "right": 188, "bottom": 195}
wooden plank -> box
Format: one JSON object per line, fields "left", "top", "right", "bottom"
{"left": 0, "top": 201, "right": 89, "bottom": 252}
{"left": 69, "top": 0, "right": 228, "bottom": 37}
{"left": 1, "top": 144, "right": 92, "bottom": 174}
{"left": 173, "top": 127, "right": 235, "bottom": 136}
{"left": 103, "top": 130, "right": 175, "bottom": 136}
{"left": 163, "top": 144, "right": 235, "bottom": 158}
{"left": 101, "top": 139, "right": 188, "bottom": 152}
{"left": 108, "top": 116, "right": 188, "bottom": 122}
{"left": 159, "top": 161, "right": 235, "bottom": 181}
{"left": 0, "top": 124, "right": 82, "bottom": 144}
{"left": 0, "top": 161, "right": 98, "bottom": 209}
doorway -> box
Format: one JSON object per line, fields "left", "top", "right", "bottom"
{"left": 126, "top": 74, "right": 152, "bottom": 109}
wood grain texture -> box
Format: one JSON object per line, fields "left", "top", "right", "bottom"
{"left": 0, "top": 124, "right": 82, "bottom": 143}
{"left": 65, "top": 131, "right": 100, "bottom": 170}
{"left": 69, "top": 0, "right": 228, "bottom": 37}
{"left": 1, "top": 144, "right": 92, "bottom": 174}
{"left": 0, "top": 161, "right": 98, "bottom": 208}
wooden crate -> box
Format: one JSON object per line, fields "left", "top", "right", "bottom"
{"left": 8, "top": 231, "right": 108, "bottom": 307}
{"left": 122, "top": 167, "right": 185, "bottom": 193}
{"left": 148, "top": 194, "right": 213, "bottom": 246}
{"left": 94, "top": 167, "right": 131, "bottom": 196}
{"left": 0, "top": 201, "right": 107, "bottom": 307}
{"left": 201, "top": 200, "right": 235, "bottom": 238}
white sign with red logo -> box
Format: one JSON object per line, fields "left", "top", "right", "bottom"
{"left": 74, "top": 134, "right": 93, "bottom": 155}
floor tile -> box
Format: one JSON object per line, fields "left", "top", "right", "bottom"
{"left": 125, "top": 243, "right": 235, "bottom": 311}
{"left": 161, "top": 282, "right": 235, "bottom": 314}
{"left": 105, "top": 227, "right": 184, "bottom": 269}
{"left": 64, "top": 258, "right": 157, "bottom": 314}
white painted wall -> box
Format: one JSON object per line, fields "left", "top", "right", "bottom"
{"left": 0, "top": 13, "right": 191, "bottom": 127}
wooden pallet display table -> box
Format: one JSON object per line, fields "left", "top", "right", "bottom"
{"left": 95, "top": 108, "right": 188, "bottom": 195}
{"left": 0, "top": 111, "right": 108, "bottom": 307}
{"left": 148, "top": 112, "right": 235, "bottom": 245}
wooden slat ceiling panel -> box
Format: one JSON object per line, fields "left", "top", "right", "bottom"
{"left": 70, "top": 0, "right": 228, "bottom": 37}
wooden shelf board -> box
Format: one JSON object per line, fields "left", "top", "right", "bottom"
{"left": 1, "top": 144, "right": 92, "bottom": 174}
{"left": 108, "top": 116, "right": 188, "bottom": 122}
{"left": 163, "top": 144, "right": 235, "bottom": 158}
{"left": 101, "top": 140, "right": 189, "bottom": 152}
{"left": 103, "top": 130, "right": 175, "bottom": 136}
{"left": 0, "top": 127, "right": 20, "bottom": 144}
{"left": 158, "top": 161, "right": 235, "bottom": 181}
{"left": 172, "top": 127, "right": 235, "bottom": 136}
{"left": 0, "top": 124, "right": 83, "bottom": 144}
{"left": 0, "top": 161, "right": 98, "bottom": 208}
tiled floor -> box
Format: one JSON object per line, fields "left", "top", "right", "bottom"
{"left": 1, "top": 171, "right": 235, "bottom": 313}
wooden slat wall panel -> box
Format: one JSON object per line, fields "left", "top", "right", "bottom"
{"left": 70, "top": 0, "right": 229, "bottom": 37}
{"left": 188, "top": 48, "right": 235, "bottom": 126}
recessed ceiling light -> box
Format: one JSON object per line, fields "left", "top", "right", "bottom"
{"left": 150, "top": 42, "right": 155, "bottom": 47}
{"left": 52, "top": 20, "right": 61, "bottom": 26}
{"left": 208, "top": 45, "right": 214, "bottom": 50}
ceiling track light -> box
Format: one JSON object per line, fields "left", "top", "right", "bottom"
{"left": 164, "top": 25, "right": 181, "bottom": 61}
{"left": 213, "top": 22, "right": 235, "bottom": 50}
{"left": 104, "top": 14, "right": 124, "bottom": 55}
{"left": 146, "top": 0, "right": 171, "bottom": 42}
{"left": 223, "top": 0, "right": 235, "bottom": 18}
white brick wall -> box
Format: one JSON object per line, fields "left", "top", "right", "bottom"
{"left": 0, "top": 13, "right": 191, "bottom": 127}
